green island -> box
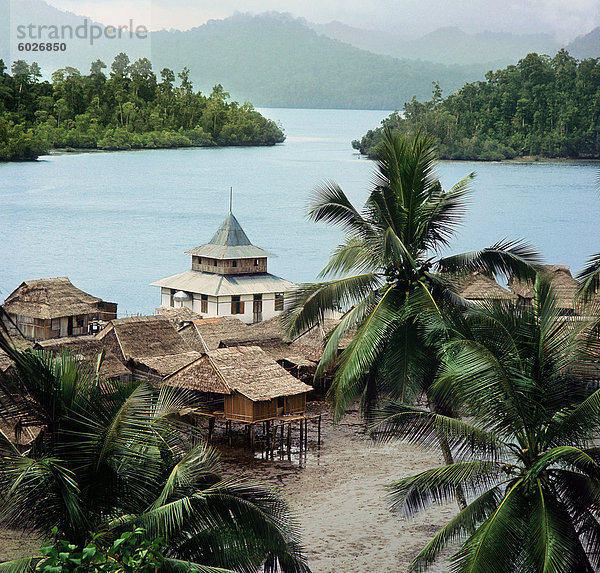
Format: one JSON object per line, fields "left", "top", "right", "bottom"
{"left": 0, "top": 53, "right": 285, "bottom": 161}
{"left": 353, "top": 50, "right": 600, "bottom": 160}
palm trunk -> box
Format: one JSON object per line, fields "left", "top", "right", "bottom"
{"left": 427, "top": 391, "right": 468, "bottom": 511}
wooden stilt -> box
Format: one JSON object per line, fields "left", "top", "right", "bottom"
{"left": 250, "top": 424, "right": 254, "bottom": 450}
{"left": 317, "top": 414, "right": 321, "bottom": 448}
{"left": 208, "top": 417, "right": 215, "bottom": 443}
{"left": 305, "top": 416, "right": 308, "bottom": 447}
{"left": 299, "top": 419, "right": 304, "bottom": 451}
{"left": 287, "top": 423, "right": 291, "bottom": 454}
{"left": 228, "top": 420, "right": 232, "bottom": 446}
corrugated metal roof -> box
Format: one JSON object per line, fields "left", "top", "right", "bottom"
{"left": 184, "top": 213, "right": 269, "bottom": 259}
{"left": 184, "top": 244, "right": 268, "bottom": 259}
{"left": 151, "top": 270, "right": 296, "bottom": 296}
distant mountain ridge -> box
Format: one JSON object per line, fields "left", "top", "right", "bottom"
{"left": 566, "top": 28, "right": 600, "bottom": 59}
{"left": 310, "top": 21, "right": 561, "bottom": 67}
{"left": 1, "top": 2, "right": 595, "bottom": 109}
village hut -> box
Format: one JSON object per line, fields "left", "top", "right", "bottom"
{"left": 1, "top": 277, "right": 117, "bottom": 340}
{"left": 35, "top": 336, "right": 131, "bottom": 383}
{"left": 166, "top": 346, "right": 312, "bottom": 423}
{"left": 96, "top": 315, "right": 200, "bottom": 382}
{"left": 509, "top": 265, "right": 581, "bottom": 312}
{"left": 452, "top": 271, "right": 516, "bottom": 304}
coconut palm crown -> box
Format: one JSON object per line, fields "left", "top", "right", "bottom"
{"left": 372, "top": 276, "right": 600, "bottom": 572}
{"left": 0, "top": 325, "right": 309, "bottom": 573}
{"left": 285, "top": 128, "right": 540, "bottom": 419}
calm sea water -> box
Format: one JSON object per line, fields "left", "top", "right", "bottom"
{"left": 0, "top": 108, "right": 598, "bottom": 315}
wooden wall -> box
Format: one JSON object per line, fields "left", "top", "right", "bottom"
{"left": 224, "top": 392, "right": 307, "bottom": 422}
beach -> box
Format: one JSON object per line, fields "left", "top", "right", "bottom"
{"left": 0, "top": 403, "right": 457, "bottom": 572}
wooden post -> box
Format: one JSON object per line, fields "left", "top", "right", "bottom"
{"left": 208, "top": 417, "right": 215, "bottom": 443}
{"left": 299, "top": 419, "right": 303, "bottom": 452}
{"left": 227, "top": 420, "right": 232, "bottom": 446}
{"left": 304, "top": 416, "right": 308, "bottom": 446}
{"left": 287, "top": 422, "right": 291, "bottom": 455}
{"left": 250, "top": 423, "right": 254, "bottom": 450}
{"left": 317, "top": 414, "right": 321, "bottom": 448}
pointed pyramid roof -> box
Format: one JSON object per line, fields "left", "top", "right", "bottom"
{"left": 185, "top": 213, "right": 268, "bottom": 259}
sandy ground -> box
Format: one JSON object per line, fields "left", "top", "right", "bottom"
{"left": 0, "top": 403, "right": 458, "bottom": 571}
{"left": 219, "top": 403, "right": 458, "bottom": 572}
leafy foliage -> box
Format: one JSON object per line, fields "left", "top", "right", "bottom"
{"left": 0, "top": 55, "right": 284, "bottom": 161}
{"left": 371, "top": 277, "right": 600, "bottom": 572}
{"left": 284, "top": 129, "right": 539, "bottom": 422}
{"left": 0, "top": 330, "right": 309, "bottom": 573}
{"left": 353, "top": 51, "right": 600, "bottom": 160}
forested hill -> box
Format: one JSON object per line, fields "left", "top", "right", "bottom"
{"left": 150, "top": 13, "right": 485, "bottom": 109}
{"left": 0, "top": 2, "right": 487, "bottom": 110}
{"left": 0, "top": 55, "right": 285, "bottom": 161}
{"left": 353, "top": 51, "right": 600, "bottom": 161}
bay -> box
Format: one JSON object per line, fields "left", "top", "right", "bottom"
{"left": 0, "top": 108, "right": 598, "bottom": 315}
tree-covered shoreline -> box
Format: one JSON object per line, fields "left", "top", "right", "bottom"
{"left": 0, "top": 53, "right": 285, "bottom": 161}
{"left": 353, "top": 50, "right": 600, "bottom": 161}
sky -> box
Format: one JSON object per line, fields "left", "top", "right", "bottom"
{"left": 42, "top": 0, "right": 600, "bottom": 42}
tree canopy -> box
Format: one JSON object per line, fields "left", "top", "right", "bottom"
{"left": 353, "top": 51, "right": 600, "bottom": 160}
{"left": 0, "top": 53, "right": 285, "bottom": 161}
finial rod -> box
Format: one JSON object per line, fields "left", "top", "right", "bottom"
{"left": 229, "top": 187, "right": 232, "bottom": 213}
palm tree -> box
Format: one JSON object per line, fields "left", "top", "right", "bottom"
{"left": 0, "top": 329, "right": 309, "bottom": 573}
{"left": 372, "top": 276, "right": 600, "bottom": 572}
{"left": 285, "top": 128, "right": 539, "bottom": 422}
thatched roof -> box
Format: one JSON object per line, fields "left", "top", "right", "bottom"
{"left": 97, "top": 315, "right": 200, "bottom": 377}
{"left": 35, "top": 336, "right": 130, "bottom": 379}
{"left": 177, "top": 322, "right": 209, "bottom": 353}
{"left": 509, "top": 266, "right": 580, "bottom": 310}
{"left": 452, "top": 272, "right": 516, "bottom": 302}
{"left": 133, "top": 351, "right": 202, "bottom": 377}
{"left": 289, "top": 318, "right": 353, "bottom": 363}
{"left": 168, "top": 346, "right": 312, "bottom": 401}
{"left": 0, "top": 420, "right": 41, "bottom": 447}
{"left": 98, "top": 315, "right": 193, "bottom": 360}
{"left": 2, "top": 277, "right": 115, "bottom": 320}
{"left": 156, "top": 306, "right": 200, "bottom": 324}
{"left": 165, "top": 355, "right": 230, "bottom": 394}
{"left": 192, "top": 317, "right": 253, "bottom": 351}
{"left": 0, "top": 331, "right": 34, "bottom": 373}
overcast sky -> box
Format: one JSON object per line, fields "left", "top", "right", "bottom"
{"left": 44, "top": 0, "right": 599, "bottom": 42}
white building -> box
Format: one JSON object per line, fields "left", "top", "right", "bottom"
{"left": 152, "top": 213, "right": 296, "bottom": 324}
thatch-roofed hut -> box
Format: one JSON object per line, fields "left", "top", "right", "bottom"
{"left": 452, "top": 272, "right": 516, "bottom": 303}
{"left": 509, "top": 266, "right": 581, "bottom": 311}
{"left": 1, "top": 277, "right": 117, "bottom": 340}
{"left": 97, "top": 315, "right": 200, "bottom": 381}
{"left": 35, "top": 336, "right": 131, "bottom": 382}
{"left": 166, "top": 346, "right": 312, "bottom": 423}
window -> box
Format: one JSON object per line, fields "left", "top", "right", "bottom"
{"left": 231, "top": 295, "right": 244, "bottom": 315}
{"left": 201, "top": 294, "right": 208, "bottom": 313}
{"left": 51, "top": 319, "right": 60, "bottom": 331}
{"left": 254, "top": 259, "right": 260, "bottom": 266}
{"left": 277, "top": 396, "right": 284, "bottom": 408}
{"left": 213, "top": 259, "right": 218, "bottom": 267}
{"left": 275, "top": 292, "right": 284, "bottom": 311}
{"left": 76, "top": 315, "right": 85, "bottom": 328}
{"left": 232, "top": 259, "right": 238, "bottom": 268}
{"left": 253, "top": 293, "right": 262, "bottom": 314}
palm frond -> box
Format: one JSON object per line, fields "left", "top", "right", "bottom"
{"left": 437, "top": 239, "right": 541, "bottom": 281}
{"left": 408, "top": 486, "right": 504, "bottom": 573}
{"left": 576, "top": 253, "right": 600, "bottom": 302}
{"left": 283, "top": 273, "right": 382, "bottom": 341}
{"left": 389, "top": 461, "right": 504, "bottom": 517}
{"left": 369, "top": 401, "right": 505, "bottom": 461}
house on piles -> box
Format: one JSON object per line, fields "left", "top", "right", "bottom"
{"left": 96, "top": 315, "right": 201, "bottom": 383}
{"left": 453, "top": 271, "right": 516, "bottom": 304}
{"left": 152, "top": 212, "right": 295, "bottom": 324}
{"left": 508, "top": 265, "right": 584, "bottom": 313}
{"left": 165, "top": 345, "right": 312, "bottom": 423}
{"left": 1, "top": 277, "right": 117, "bottom": 340}
{"left": 35, "top": 336, "right": 132, "bottom": 383}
